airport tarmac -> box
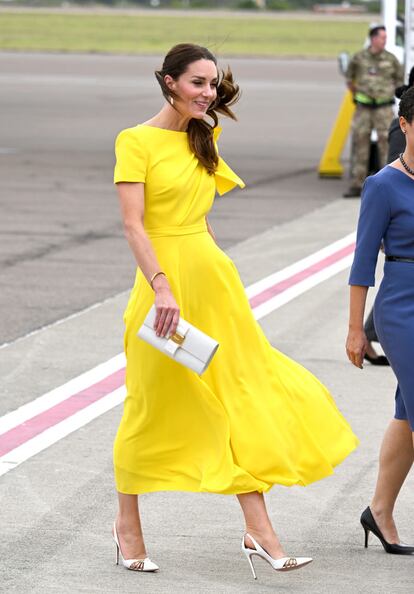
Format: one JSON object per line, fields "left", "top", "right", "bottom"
{"left": 0, "top": 53, "right": 413, "bottom": 593}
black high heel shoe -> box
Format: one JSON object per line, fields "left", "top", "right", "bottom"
{"left": 360, "top": 507, "right": 414, "bottom": 555}
{"left": 363, "top": 354, "right": 389, "bottom": 366}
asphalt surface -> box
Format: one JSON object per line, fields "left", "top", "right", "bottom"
{"left": 1, "top": 53, "right": 413, "bottom": 593}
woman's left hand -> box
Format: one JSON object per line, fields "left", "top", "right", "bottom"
{"left": 152, "top": 274, "right": 180, "bottom": 338}
{"left": 346, "top": 328, "right": 369, "bottom": 369}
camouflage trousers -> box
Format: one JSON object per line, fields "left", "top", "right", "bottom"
{"left": 350, "top": 104, "right": 394, "bottom": 188}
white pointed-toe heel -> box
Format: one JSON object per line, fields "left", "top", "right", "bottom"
{"left": 241, "top": 533, "right": 312, "bottom": 580}
{"left": 112, "top": 522, "right": 159, "bottom": 572}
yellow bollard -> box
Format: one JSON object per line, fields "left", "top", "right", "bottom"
{"left": 318, "top": 90, "right": 355, "bottom": 178}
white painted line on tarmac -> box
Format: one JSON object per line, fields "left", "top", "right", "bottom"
{"left": 253, "top": 254, "right": 354, "bottom": 320}
{"left": 0, "top": 353, "right": 125, "bottom": 434}
{"left": 0, "top": 233, "right": 356, "bottom": 477}
{"left": 250, "top": 233, "right": 356, "bottom": 319}
{"left": 0, "top": 387, "right": 125, "bottom": 478}
{"left": 245, "top": 233, "right": 355, "bottom": 299}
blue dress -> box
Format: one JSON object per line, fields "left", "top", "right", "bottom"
{"left": 349, "top": 166, "right": 414, "bottom": 430}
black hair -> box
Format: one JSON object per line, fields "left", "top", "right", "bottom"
{"left": 398, "top": 86, "right": 414, "bottom": 124}
{"left": 369, "top": 25, "right": 386, "bottom": 38}
{"left": 395, "top": 66, "right": 414, "bottom": 99}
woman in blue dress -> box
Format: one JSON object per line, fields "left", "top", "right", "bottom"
{"left": 362, "top": 68, "right": 414, "bottom": 366}
{"left": 347, "top": 86, "right": 414, "bottom": 555}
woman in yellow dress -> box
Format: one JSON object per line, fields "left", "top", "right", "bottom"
{"left": 112, "top": 43, "right": 358, "bottom": 579}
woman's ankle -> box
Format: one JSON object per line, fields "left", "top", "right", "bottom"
{"left": 244, "top": 529, "right": 285, "bottom": 558}
{"left": 244, "top": 528, "right": 281, "bottom": 548}
{"left": 116, "top": 515, "right": 141, "bottom": 534}
{"left": 245, "top": 525, "right": 275, "bottom": 540}
{"left": 370, "top": 502, "right": 394, "bottom": 520}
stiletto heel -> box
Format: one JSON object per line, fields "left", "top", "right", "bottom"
{"left": 360, "top": 507, "right": 414, "bottom": 555}
{"left": 363, "top": 526, "right": 369, "bottom": 549}
{"left": 241, "top": 533, "right": 312, "bottom": 580}
{"left": 243, "top": 548, "right": 257, "bottom": 580}
{"left": 112, "top": 522, "right": 159, "bottom": 572}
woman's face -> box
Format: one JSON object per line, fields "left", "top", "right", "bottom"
{"left": 165, "top": 59, "right": 218, "bottom": 119}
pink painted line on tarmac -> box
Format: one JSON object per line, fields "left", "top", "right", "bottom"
{"left": 249, "top": 243, "right": 355, "bottom": 309}
{"left": 0, "top": 368, "right": 125, "bottom": 457}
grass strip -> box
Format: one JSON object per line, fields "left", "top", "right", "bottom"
{"left": 0, "top": 13, "right": 370, "bottom": 57}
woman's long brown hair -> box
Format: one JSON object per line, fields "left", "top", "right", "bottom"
{"left": 155, "top": 43, "right": 241, "bottom": 175}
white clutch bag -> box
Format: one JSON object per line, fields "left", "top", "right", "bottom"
{"left": 137, "top": 305, "right": 219, "bottom": 375}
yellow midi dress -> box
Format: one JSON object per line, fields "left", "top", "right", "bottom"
{"left": 113, "top": 124, "right": 358, "bottom": 495}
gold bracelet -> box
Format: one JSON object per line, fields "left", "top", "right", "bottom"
{"left": 150, "top": 271, "right": 166, "bottom": 289}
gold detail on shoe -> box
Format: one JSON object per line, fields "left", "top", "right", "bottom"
{"left": 283, "top": 558, "right": 298, "bottom": 569}
{"left": 170, "top": 332, "right": 185, "bottom": 346}
{"left": 130, "top": 560, "right": 146, "bottom": 571}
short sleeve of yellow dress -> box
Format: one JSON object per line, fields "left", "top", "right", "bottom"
{"left": 114, "top": 128, "right": 147, "bottom": 183}
{"left": 113, "top": 124, "right": 358, "bottom": 495}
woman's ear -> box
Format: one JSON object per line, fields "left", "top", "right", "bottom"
{"left": 400, "top": 116, "right": 407, "bottom": 134}
{"left": 164, "top": 75, "right": 175, "bottom": 92}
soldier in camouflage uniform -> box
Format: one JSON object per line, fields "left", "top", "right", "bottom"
{"left": 344, "top": 25, "right": 404, "bottom": 198}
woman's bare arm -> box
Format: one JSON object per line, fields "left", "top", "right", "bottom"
{"left": 117, "top": 182, "right": 179, "bottom": 337}
{"left": 346, "top": 285, "right": 369, "bottom": 369}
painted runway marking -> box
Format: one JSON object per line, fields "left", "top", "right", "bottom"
{"left": 247, "top": 234, "right": 356, "bottom": 319}
{"left": 0, "top": 232, "right": 356, "bottom": 477}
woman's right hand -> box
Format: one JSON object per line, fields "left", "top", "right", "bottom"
{"left": 152, "top": 275, "right": 180, "bottom": 338}
{"left": 346, "top": 328, "right": 368, "bottom": 369}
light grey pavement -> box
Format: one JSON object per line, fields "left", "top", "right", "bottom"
{"left": 1, "top": 53, "right": 413, "bottom": 593}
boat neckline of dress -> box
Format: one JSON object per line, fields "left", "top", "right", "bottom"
{"left": 387, "top": 164, "right": 414, "bottom": 182}
{"left": 137, "top": 124, "right": 187, "bottom": 134}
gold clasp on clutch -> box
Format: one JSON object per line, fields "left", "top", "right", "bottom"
{"left": 170, "top": 332, "right": 185, "bottom": 346}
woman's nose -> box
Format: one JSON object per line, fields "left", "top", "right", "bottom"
{"left": 202, "top": 85, "right": 214, "bottom": 98}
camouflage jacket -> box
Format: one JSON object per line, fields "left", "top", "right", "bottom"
{"left": 346, "top": 48, "right": 404, "bottom": 101}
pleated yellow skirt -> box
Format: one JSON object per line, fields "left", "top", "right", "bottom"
{"left": 114, "top": 230, "right": 358, "bottom": 494}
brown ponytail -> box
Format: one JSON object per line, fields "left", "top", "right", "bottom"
{"left": 155, "top": 44, "right": 241, "bottom": 175}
